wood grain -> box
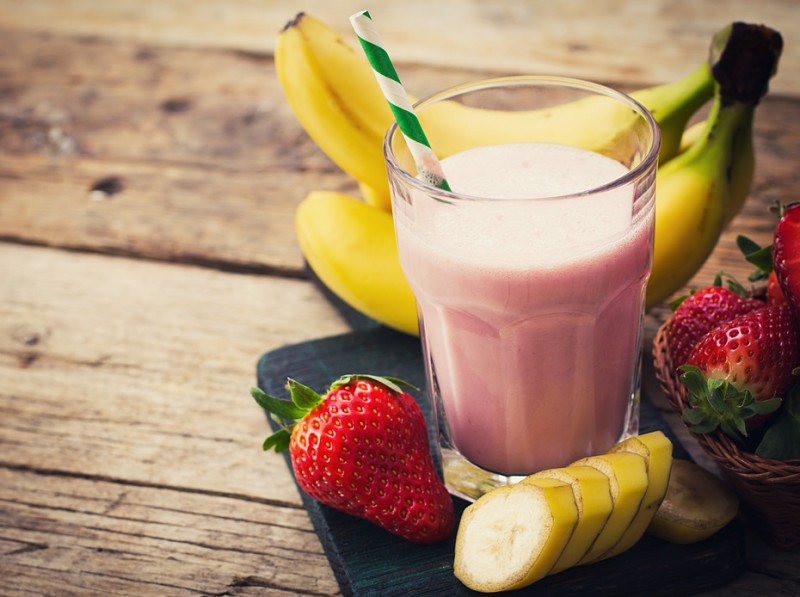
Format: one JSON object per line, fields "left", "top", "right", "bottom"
{"left": 1, "top": 2, "right": 799, "bottom": 594}
{"left": 1, "top": 27, "right": 799, "bottom": 291}
{"left": 0, "top": 243, "right": 348, "bottom": 500}
{"left": 0, "top": 0, "right": 797, "bottom": 96}
{"left": 0, "top": 467, "right": 340, "bottom": 595}
{"left": 0, "top": 28, "right": 353, "bottom": 275}
{"left": 0, "top": 242, "right": 350, "bottom": 593}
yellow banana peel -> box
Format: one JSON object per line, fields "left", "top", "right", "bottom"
{"left": 275, "top": 15, "right": 392, "bottom": 207}
{"left": 454, "top": 481, "right": 578, "bottom": 592}
{"left": 571, "top": 452, "right": 649, "bottom": 565}
{"left": 277, "top": 12, "right": 713, "bottom": 212}
{"left": 524, "top": 465, "right": 613, "bottom": 573}
{"left": 295, "top": 191, "right": 418, "bottom": 335}
{"left": 603, "top": 431, "right": 674, "bottom": 558}
{"left": 645, "top": 99, "right": 755, "bottom": 309}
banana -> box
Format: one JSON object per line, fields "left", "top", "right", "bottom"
{"left": 678, "top": 119, "right": 705, "bottom": 154}
{"left": 630, "top": 64, "right": 713, "bottom": 164}
{"left": 275, "top": 14, "right": 393, "bottom": 209}
{"left": 570, "top": 452, "right": 649, "bottom": 565}
{"left": 647, "top": 459, "right": 739, "bottom": 544}
{"left": 603, "top": 431, "right": 673, "bottom": 558}
{"left": 645, "top": 23, "right": 781, "bottom": 309}
{"left": 644, "top": 102, "right": 742, "bottom": 308}
{"left": 417, "top": 63, "right": 711, "bottom": 164}
{"left": 277, "top": 12, "right": 713, "bottom": 212}
{"left": 454, "top": 480, "right": 578, "bottom": 592}
{"left": 726, "top": 109, "right": 756, "bottom": 225}
{"left": 294, "top": 191, "right": 418, "bottom": 335}
{"left": 524, "top": 465, "right": 613, "bottom": 573}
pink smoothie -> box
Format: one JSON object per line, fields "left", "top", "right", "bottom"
{"left": 393, "top": 142, "right": 654, "bottom": 476}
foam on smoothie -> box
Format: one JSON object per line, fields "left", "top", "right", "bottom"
{"left": 411, "top": 143, "right": 638, "bottom": 268}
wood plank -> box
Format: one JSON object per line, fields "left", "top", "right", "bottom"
{"left": 0, "top": 243, "right": 349, "bottom": 503}
{"left": 0, "top": 467, "right": 340, "bottom": 595}
{"left": 2, "top": 29, "right": 799, "bottom": 284}
{"left": 0, "top": 0, "right": 798, "bottom": 97}
{"left": 0, "top": 153, "right": 337, "bottom": 275}
{"left": 0, "top": 26, "right": 359, "bottom": 274}
{"left": 0, "top": 27, "right": 329, "bottom": 173}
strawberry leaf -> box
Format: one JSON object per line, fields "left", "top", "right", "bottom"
{"left": 329, "top": 374, "right": 418, "bottom": 395}
{"left": 286, "top": 378, "right": 323, "bottom": 410}
{"left": 263, "top": 428, "right": 292, "bottom": 453}
{"left": 711, "top": 270, "right": 749, "bottom": 296}
{"left": 680, "top": 365, "right": 709, "bottom": 398}
{"left": 746, "top": 396, "right": 782, "bottom": 416}
{"left": 669, "top": 294, "right": 690, "bottom": 311}
{"left": 725, "top": 276, "right": 750, "bottom": 298}
{"left": 682, "top": 407, "right": 720, "bottom": 433}
{"left": 730, "top": 416, "right": 748, "bottom": 439}
{"left": 380, "top": 375, "right": 419, "bottom": 392}
{"left": 756, "top": 385, "right": 800, "bottom": 460}
{"left": 736, "top": 234, "right": 773, "bottom": 281}
{"left": 707, "top": 379, "right": 730, "bottom": 414}
{"left": 250, "top": 386, "right": 307, "bottom": 420}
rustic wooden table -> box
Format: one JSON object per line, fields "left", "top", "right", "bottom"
{"left": 1, "top": 1, "right": 799, "bottom": 595}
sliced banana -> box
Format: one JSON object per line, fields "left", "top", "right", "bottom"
{"left": 524, "top": 465, "right": 613, "bottom": 574}
{"left": 454, "top": 480, "right": 578, "bottom": 592}
{"left": 571, "top": 452, "right": 649, "bottom": 564}
{"left": 601, "top": 431, "right": 674, "bottom": 558}
{"left": 647, "top": 458, "right": 739, "bottom": 544}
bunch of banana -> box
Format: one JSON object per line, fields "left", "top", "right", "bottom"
{"left": 277, "top": 14, "right": 781, "bottom": 334}
{"left": 646, "top": 22, "right": 782, "bottom": 308}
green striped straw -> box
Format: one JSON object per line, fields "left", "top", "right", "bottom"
{"left": 349, "top": 10, "right": 451, "bottom": 192}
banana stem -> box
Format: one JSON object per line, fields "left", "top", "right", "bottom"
{"left": 631, "top": 63, "right": 714, "bottom": 163}
{"left": 683, "top": 98, "right": 752, "bottom": 163}
{"left": 710, "top": 22, "right": 783, "bottom": 105}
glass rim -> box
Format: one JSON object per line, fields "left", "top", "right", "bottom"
{"left": 382, "top": 75, "right": 662, "bottom": 203}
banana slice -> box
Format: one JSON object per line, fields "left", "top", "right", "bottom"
{"left": 454, "top": 480, "right": 577, "bottom": 592}
{"left": 647, "top": 458, "right": 739, "bottom": 544}
{"left": 571, "top": 452, "right": 649, "bottom": 564}
{"left": 601, "top": 431, "right": 674, "bottom": 558}
{"left": 524, "top": 465, "right": 613, "bottom": 574}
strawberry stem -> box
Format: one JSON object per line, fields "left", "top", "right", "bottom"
{"left": 250, "top": 375, "right": 416, "bottom": 454}
{"left": 329, "top": 374, "right": 417, "bottom": 394}
{"left": 249, "top": 380, "right": 324, "bottom": 453}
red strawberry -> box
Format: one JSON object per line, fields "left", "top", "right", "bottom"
{"left": 680, "top": 303, "right": 800, "bottom": 440}
{"left": 773, "top": 202, "right": 800, "bottom": 318}
{"left": 251, "top": 375, "right": 454, "bottom": 544}
{"left": 766, "top": 271, "right": 787, "bottom": 305}
{"left": 663, "top": 286, "right": 764, "bottom": 369}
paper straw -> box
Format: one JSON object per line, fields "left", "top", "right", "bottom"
{"left": 349, "top": 10, "right": 451, "bottom": 191}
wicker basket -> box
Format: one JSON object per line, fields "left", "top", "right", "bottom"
{"left": 653, "top": 323, "right": 800, "bottom": 550}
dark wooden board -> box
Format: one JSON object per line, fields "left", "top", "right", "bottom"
{"left": 255, "top": 326, "right": 746, "bottom": 596}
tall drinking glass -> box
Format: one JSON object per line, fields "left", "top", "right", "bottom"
{"left": 384, "top": 77, "right": 660, "bottom": 501}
